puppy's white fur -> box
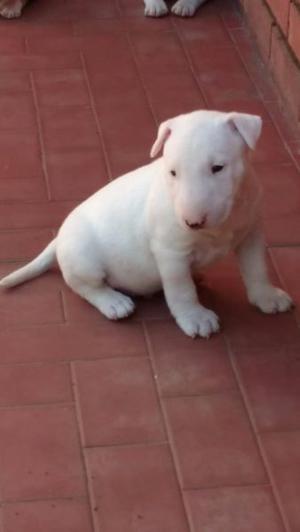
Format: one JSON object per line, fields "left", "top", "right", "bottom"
{"left": 144, "top": 0, "right": 207, "bottom": 17}
{"left": 0, "top": 110, "right": 293, "bottom": 338}
{"left": 0, "top": 0, "right": 27, "bottom": 18}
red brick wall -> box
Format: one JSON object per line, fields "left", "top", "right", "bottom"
{"left": 289, "top": 2, "right": 300, "bottom": 60}
{"left": 240, "top": 0, "right": 300, "bottom": 125}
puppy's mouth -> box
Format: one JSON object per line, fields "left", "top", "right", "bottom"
{"left": 185, "top": 217, "right": 207, "bottom": 230}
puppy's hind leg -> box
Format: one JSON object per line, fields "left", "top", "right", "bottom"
{"left": 57, "top": 216, "right": 135, "bottom": 321}
{"left": 56, "top": 234, "right": 134, "bottom": 320}
{"left": 64, "top": 273, "right": 135, "bottom": 320}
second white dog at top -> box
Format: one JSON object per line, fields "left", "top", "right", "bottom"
{"left": 0, "top": 110, "right": 293, "bottom": 338}
{"left": 144, "top": 0, "right": 207, "bottom": 17}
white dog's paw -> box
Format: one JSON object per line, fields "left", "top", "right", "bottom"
{"left": 176, "top": 306, "right": 220, "bottom": 338}
{"left": 249, "top": 285, "right": 294, "bottom": 314}
{"left": 0, "top": 0, "right": 23, "bottom": 18}
{"left": 99, "top": 290, "right": 135, "bottom": 320}
{"left": 144, "top": 0, "right": 168, "bottom": 17}
{"left": 172, "top": 0, "right": 197, "bottom": 16}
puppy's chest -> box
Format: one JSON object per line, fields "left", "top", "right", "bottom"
{"left": 193, "top": 179, "right": 260, "bottom": 268}
{"left": 192, "top": 231, "right": 234, "bottom": 268}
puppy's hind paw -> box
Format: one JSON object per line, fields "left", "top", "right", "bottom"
{"left": 99, "top": 289, "right": 136, "bottom": 320}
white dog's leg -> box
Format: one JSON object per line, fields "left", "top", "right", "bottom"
{"left": 156, "top": 253, "right": 219, "bottom": 338}
{"left": 236, "top": 226, "right": 293, "bottom": 313}
{"left": 144, "top": 0, "right": 168, "bottom": 17}
{"left": 172, "top": 0, "right": 207, "bottom": 17}
{"left": 0, "top": 0, "right": 25, "bottom": 18}
{"left": 64, "top": 275, "right": 135, "bottom": 320}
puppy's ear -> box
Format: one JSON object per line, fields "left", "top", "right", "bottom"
{"left": 150, "top": 120, "right": 172, "bottom": 158}
{"left": 227, "top": 112, "right": 262, "bottom": 150}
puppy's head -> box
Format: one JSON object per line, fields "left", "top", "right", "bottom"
{"left": 150, "top": 110, "right": 262, "bottom": 230}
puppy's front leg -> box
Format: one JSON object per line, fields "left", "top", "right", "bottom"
{"left": 236, "top": 225, "right": 293, "bottom": 313}
{"left": 0, "top": 0, "right": 27, "bottom": 18}
{"left": 156, "top": 251, "right": 219, "bottom": 338}
{"left": 172, "top": 0, "right": 207, "bottom": 17}
{"left": 144, "top": 0, "right": 168, "bottom": 17}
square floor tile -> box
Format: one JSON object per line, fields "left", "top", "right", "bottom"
{"left": 86, "top": 444, "right": 189, "bottom": 532}
{"left": 0, "top": 229, "right": 53, "bottom": 262}
{"left": 46, "top": 148, "right": 108, "bottom": 200}
{"left": 262, "top": 431, "right": 300, "bottom": 532}
{"left": 2, "top": 499, "right": 93, "bottom": 532}
{"left": 0, "top": 289, "right": 63, "bottom": 328}
{"left": 0, "top": 405, "right": 86, "bottom": 500}
{"left": 0, "top": 130, "right": 42, "bottom": 179}
{"left": 41, "top": 106, "right": 99, "bottom": 151}
{"left": 74, "top": 357, "right": 165, "bottom": 446}
{"left": 234, "top": 346, "right": 300, "bottom": 432}
{"left": 0, "top": 363, "right": 72, "bottom": 407}
{"left": 34, "top": 69, "right": 89, "bottom": 107}
{"left": 0, "top": 176, "right": 48, "bottom": 202}
{"left": 0, "top": 71, "right": 30, "bottom": 91}
{"left": 185, "top": 485, "right": 284, "bottom": 532}
{"left": 146, "top": 320, "right": 235, "bottom": 396}
{"left": 0, "top": 321, "right": 147, "bottom": 364}
{"left": 165, "top": 392, "right": 266, "bottom": 488}
{"left": 0, "top": 93, "right": 36, "bottom": 130}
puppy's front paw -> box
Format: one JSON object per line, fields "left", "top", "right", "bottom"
{"left": 144, "top": 0, "right": 168, "bottom": 17}
{"left": 249, "top": 285, "right": 294, "bottom": 314}
{"left": 0, "top": 0, "right": 24, "bottom": 18}
{"left": 172, "top": 0, "right": 197, "bottom": 16}
{"left": 176, "top": 306, "right": 220, "bottom": 338}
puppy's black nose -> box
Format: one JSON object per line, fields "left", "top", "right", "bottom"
{"left": 185, "top": 217, "right": 206, "bottom": 230}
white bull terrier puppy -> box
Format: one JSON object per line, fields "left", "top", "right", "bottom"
{"left": 144, "top": 0, "right": 207, "bottom": 17}
{"left": 0, "top": 110, "right": 293, "bottom": 338}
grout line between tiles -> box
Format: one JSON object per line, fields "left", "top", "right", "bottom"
{"left": 161, "top": 386, "right": 238, "bottom": 400}
{"left": 0, "top": 353, "right": 148, "bottom": 367}
{"left": 169, "top": 17, "right": 209, "bottom": 108}
{"left": 114, "top": 0, "right": 161, "bottom": 129}
{"left": 59, "top": 289, "right": 68, "bottom": 323}
{"left": 258, "top": 426, "right": 300, "bottom": 436}
{"left": 0, "top": 401, "right": 74, "bottom": 411}
{"left": 69, "top": 363, "right": 99, "bottom": 532}
{"left": 225, "top": 335, "right": 292, "bottom": 532}
{"left": 268, "top": 243, "right": 300, "bottom": 249}
{"left": 120, "top": 0, "right": 206, "bottom": 128}
{"left": 183, "top": 480, "right": 271, "bottom": 492}
{"left": 29, "top": 72, "right": 52, "bottom": 200}
{"left": 23, "top": 35, "right": 30, "bottom": 54}
{"left": 124, "top": 31, "right": 159, "bottom": 126}
{"left": 84, "top": 440, "right": 169, "bottom": 451}
{"left": 142, "top": 321, "right": 196, "bottom": 532}
{"left": 79, "top": 52, "right": 113, "bottom": 182}
{"left": 1, "top": 494, "right": 88, "bottom": 506}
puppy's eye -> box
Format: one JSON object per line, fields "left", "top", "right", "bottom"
{"left": 211, "top": 165, "right": 224, "bottom": 174}
{"left": 170, "top": 170, "right": 176, "bottom": 177}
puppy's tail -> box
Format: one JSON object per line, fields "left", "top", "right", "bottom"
{"left": 0, "top": 238, "right": 57, "bottom": 288}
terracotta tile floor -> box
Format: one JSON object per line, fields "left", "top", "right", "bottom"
{"left": 0, "top": 0, "right": 300, "bottom": 531}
